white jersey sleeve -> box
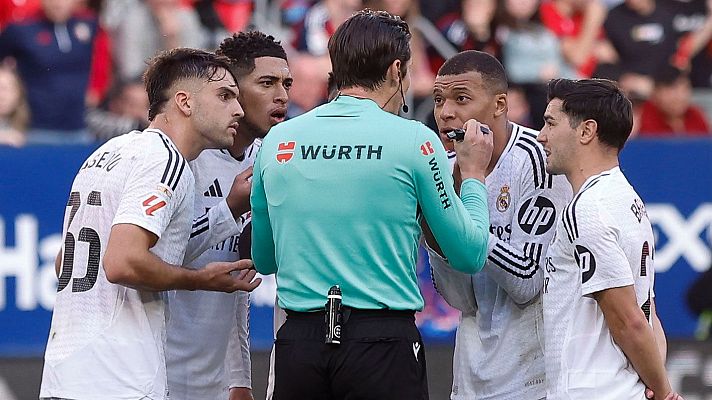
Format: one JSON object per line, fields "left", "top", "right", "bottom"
{"left": 566, "top": 197, "right": 636, "bottom": 296}
{"left": 183, "top": 199, "right": 246, "bottom": 264}
{"left": 485, "top": 153, "right": 571, "bottom": 305}
{"left": 226, "top": 291, "right": 252, "bottom": 389}
{"left": 113, "top": 133, "right": 189, "bottom": 238}
{"left": 426, "top": 241, "right": 478, "bottom": 314}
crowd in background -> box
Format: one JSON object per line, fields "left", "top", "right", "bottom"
{"left": 2, "top": 0, "right": 712, "bottom": 147}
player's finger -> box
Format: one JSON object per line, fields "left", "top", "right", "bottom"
{"left": 645, "top": 388, "right": 654, "bottom": 399}
{"left": 227, "top": 259, "right": 254, "bottom": 273}
{"left": 237, "top": 166, "right": 253, "bottom": 180}
{"left": 238, "top": 269, "right": 258, "bottom": 282}
{"left": 241, "top": 277, "right": 262, "bottom": 292}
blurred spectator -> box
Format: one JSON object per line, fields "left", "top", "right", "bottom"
{"left": 112, "top": 0, "right": 208, "bottom": 82}
{"left": 281, "top": 0, "right": 313, "bottom": 27}
{"left": 497, "top": 0, "right": 574, "bottom": 85}
{"left": 540, "top": 0, "right": 617, "bottom": 78}
{"left": 418, "top": 0, "right": 459, "bottom": 23}
{"left": 86, "top": 79, "right": 150, "bottom": 142}
{"left": 193, "top": 0, "right": 254, "bottom": 47}
{"left": 602, "top": 0, "right": 712, "bottom": 98}
{"left": 0, "top": 0, "right": 108, "bottom": 144}
{"left": 506, "top": 85, "right": 533, "bottom": 127}
{"left": 0, "top": 0, "right": 40, "bottom": 30}
{"left": 288, "top": 0, "right": 361, "bottom": 116}
{"left": 434, "top": 0, "right": 499, "bottom": 65}
{"left": 0, "top": 66, "right": 29, "bottom": 147}
{"left": 497, "top": 0, "right": 575, "bottom": 125}
{"left": 666, "top": 0, "right": 712, "bottom": 87}
{"left": 366, "top": 0, "right": 434, "bottom": 99}
{"left": 638, "top": 64, "right": 711, "bottom": 136}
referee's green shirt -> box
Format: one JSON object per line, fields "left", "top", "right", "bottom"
{"left": 251, "top": 96, "right": 489, "bottom": 312}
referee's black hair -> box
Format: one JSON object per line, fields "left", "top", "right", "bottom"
{"left": 547, "top": 78, "right": 633, "bottom": 151}
{"left": 216, "top": 31, "right": 288, "bottom": 79}
{"left": 329, "top": 9, "right": 411, "bottom": 91}
{"left": 438, "top": 50, "right": 508, "bottom": 95}
{"left": 143, "top": 47, "right": 233, "bottom": 121}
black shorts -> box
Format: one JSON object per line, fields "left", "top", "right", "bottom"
{"left": 273, "top": 309, "right": 429, "bottom": 400}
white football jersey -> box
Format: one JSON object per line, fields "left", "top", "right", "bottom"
{"left": 40, "top": 129, "right": 194, "bottom": 400}
{"left": 543, "top": 167, "right": 654, "bottom": 400}
{"left": 166, "top": 144, "right": 259, "bottom": 400}
{"left": 429, "top": 124, "right": 572, "bottom": 399}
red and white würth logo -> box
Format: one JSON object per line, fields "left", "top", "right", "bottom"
{"left": 276, "top": 141, "right": 296, "bottom": 164}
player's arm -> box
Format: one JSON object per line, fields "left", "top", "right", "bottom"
{"left": 104, "top": 223, "right": 260, "bottom": 292}
{"left": 108, "top": 140, "right": 260, "bottom": 292}
{"left": 484, "top": 166, "right": 571, "bottom": 305}
{"left": 577, "top": 204, "right": 673, "bottom": 398}
{"left": 651, "top": 298, "right": 667, "bottom": 363}
{"left": 183, "top": 168, "right": 253, "bottom": 264}
{"left": 250, "top": 148, "right": 278, "bottom": 275}
{"left": 415, "top": 120, "right": 492, "bottom": 274}
{"left": 227, "top": 291, "right": 253, "bottom": 400}
{"left": 594, "top": 286, "right": 673, "bottom": 398}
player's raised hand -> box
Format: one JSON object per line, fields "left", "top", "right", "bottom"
{"left": 453, "top": 118, "right": 493, "bottom": 183}
{"left": 226, "top": 167, "right": 254, "bottom": 218}
{"left": 198, "top": 259, "right": 262, "bottom": 292}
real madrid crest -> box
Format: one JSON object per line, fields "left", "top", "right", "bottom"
{"left": 497, "top": 185, "right": 511, "bottom": 212}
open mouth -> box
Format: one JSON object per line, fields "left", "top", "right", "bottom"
{"left": 270, "top": 110, "right": 287, "bottom": 124}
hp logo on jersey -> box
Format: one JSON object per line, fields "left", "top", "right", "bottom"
{"left": 575, "top": 245, "right": 597, "bottom": 283}
{"left": 518, "top": 196, "right": 556, "bottom": 235}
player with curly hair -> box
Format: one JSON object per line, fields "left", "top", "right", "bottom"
{"left": 165, "top": 31, "right": 292, "bottom": 400}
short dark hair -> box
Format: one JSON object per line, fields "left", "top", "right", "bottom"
{"left": 547, "top": 78, "right": 633, "bottom": 151}
{"left": 143, "top": 48, "right": 233, "bottom": 121}
{"left": 329, "top": 9, "right": 411, "bottom": 90}
{"left": 216, "top": 31, "right": 288, "bottom": 79}
{"left": 438, "top": 50, "right": 508, "bottom": 95}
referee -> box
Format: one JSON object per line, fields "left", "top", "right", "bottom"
{"left": 251, "top": 9, "right": 492, "bottom": 400}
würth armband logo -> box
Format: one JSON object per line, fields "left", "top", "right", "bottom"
{"left": 276, "top": 141, "right": 296, "bottom": 164}
{"left": 142, "top": 195, "right": 167, "bottom": 216}
{"left": 420, "top": 141, "right": 435, "bottom": 156}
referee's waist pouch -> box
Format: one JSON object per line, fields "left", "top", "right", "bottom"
{"left": 280, "top": 308, "right": 417, "bottom": 342}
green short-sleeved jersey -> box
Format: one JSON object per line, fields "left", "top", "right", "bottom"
{"left": 251, "top": 96, "right": 489, "bottom": 311}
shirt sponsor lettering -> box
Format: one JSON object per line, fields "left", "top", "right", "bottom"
{"left": 429, "top": 157, "right": 451, "bottom": 209}
{"left": 300, "top": 145, "right": 382, "bottom": 160}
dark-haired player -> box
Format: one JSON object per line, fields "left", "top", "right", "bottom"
{"left": 165, "top": 32, "right": 292, "bottom": 400}
{"left": 40, "top": 48, "right": 260, "bottom": 400}
{"left": 539, "top": 78, "right": 681, "bottom": 400}
{"left": 425, "top": 50, "right": 571, "bottom": 400}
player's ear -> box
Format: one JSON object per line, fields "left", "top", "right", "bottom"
{"left": 494, "top": 93, "right": 507, "bottom": 118}
{"left": 174, "top": 90, "right": 192, "bottom": 117}
{"left": 579, "top": 119, "right": 597, "bottom": 145}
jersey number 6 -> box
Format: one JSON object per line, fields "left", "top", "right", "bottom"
{"left": 57, "top": 191, "right": 102, "bottom": 293}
